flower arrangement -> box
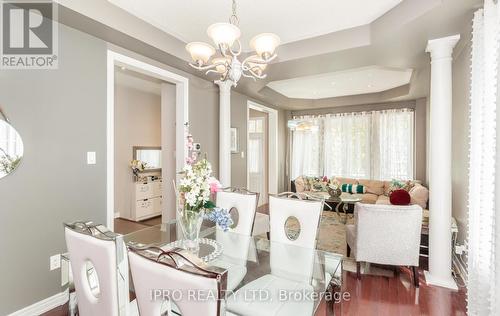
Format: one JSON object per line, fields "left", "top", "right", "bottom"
{"left": 177, "top": 125, "right": 233, "bottom": 234}
{"left": 130, "top": 159, "right": 146, "bottom": 178}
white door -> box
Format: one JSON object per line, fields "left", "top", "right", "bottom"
{"left": 248, "top": 116, "right": 268, "bottom": 205}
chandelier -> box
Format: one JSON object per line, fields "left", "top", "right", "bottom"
{"left": 185, "top": 0, "right": 280, "bottom": 85}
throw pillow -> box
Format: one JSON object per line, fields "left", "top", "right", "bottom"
{"left": 390, "top": 189, "right": 411, "bottom": 205}
{"left": 294, "top": 176, "right": 306, "bottom": 192}
{"left": 409, "top": 184, "right": 429, "bottom": 209}
{"left": 341, "top": 183, "right": 366, "bottom": 194}
{"left": 387, "top": 179, "right": 415, "bottom": 195}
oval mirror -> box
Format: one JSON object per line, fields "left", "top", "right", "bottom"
{"left": 0, "top": 119, "right": 24, "bottom": 179}
{"left": 284, "top": 216, "right": 301, "bottom": 241}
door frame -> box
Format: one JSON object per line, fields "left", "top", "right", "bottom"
{"left": 247, "top": 101, "right": 279, "bottom": 196}
{"left": 106, "top": 50, "right": 189, "bottom": 230}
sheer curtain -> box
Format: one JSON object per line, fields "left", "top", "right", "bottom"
{"left": 290, "top": 117, "right": 322, "bottom": 179}
{"left": 323, "top": 113, "right": 371, "bottom": 178}
{"left": 467, "top": 1, "right": 500, "bottom": 314}
{"left": 372, "top": 109, "right": 414, "bottom": 180}
{"left": 291, "top": 108, "right": 414, "bottom": 180}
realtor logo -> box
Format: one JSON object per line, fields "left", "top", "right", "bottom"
{"left": 0, "top": 0, "right": 58, "bottom": 69}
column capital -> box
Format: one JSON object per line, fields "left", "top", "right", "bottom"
{"left": 215, "top": 79, "right": 236, "bottom": 92}
{"left": 426, "top": 34, "right": 460, "bottom": 60}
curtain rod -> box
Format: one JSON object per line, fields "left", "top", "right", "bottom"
{"left": 292, "top": 107, "right": 414, "bottom": 119}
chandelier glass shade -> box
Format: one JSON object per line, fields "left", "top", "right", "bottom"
{"left": 186, "top": 0, "right": 280, "bottom": 84}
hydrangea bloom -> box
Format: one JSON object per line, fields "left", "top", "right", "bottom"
{"left": 205, "top": 207, "right": 234, "bottom": 232}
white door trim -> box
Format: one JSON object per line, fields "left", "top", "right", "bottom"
{"left": 247, "top": 101, "right": 279, "bottom": 196}
{"left": 107, "top": 50, "right": 189, "bottom": 230}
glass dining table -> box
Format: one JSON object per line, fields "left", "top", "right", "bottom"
{"left": 61, "top": 219, "right": 343, "bottom": 316}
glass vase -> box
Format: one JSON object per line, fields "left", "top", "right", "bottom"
{"left": 177, "top": 206, "right": 205, "bottom": 254}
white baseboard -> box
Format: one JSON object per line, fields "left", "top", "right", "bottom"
{"left": 8, "top": 292, "right": 67, "bottom": 316}
{"left": 114, "top": 212, "right": 120, "bottom": 218}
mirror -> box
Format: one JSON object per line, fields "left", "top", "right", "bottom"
{"left": 284, "top": 216, "right": 301, "bottom": 241}
{"left": 133, "top": 146, "right": 161, "bottom": 171}
{"left": 0, "top": 119, "right": 24, "bottom": 179}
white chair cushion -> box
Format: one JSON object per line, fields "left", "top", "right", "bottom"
{"left": 351, "top": 203, "right": 422, "bottom": 266}
{"left": 226, "top": 274, "right": 314, "bottom": 316}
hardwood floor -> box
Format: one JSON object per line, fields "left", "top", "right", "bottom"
{"left": 113, "top": 216, "right": 162, "bottom": 235}
{"left": 42, "top": 268, "right": 466, "bottom": 316}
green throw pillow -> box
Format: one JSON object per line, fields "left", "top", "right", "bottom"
{"left": 341, "top": 183, "right": 366, "bottom": 194}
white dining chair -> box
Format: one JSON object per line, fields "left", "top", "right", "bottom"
{"left": 216, "top": 187, "right": 259, "bottom": 236}
{"left": 64, "top": 222, "right": 138, "bottom": 316}
{"left": 226, "top": 192, "right": 323, "bottom": 316}
{"left": 128, "top": 246, "right": 235, "bottom": 316}
{"left": 346, "top": 203, "right": 423, "bottom": 287}
{"left": 269, "top": 192, "right": 324, "bottom": 248}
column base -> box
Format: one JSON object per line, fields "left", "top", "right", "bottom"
{"left": 424, "top": 270, "right": 458, "bottom": 290}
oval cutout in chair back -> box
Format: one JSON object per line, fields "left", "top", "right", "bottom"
{"left": 228, "top": 207, "right": 239, "bottom": 229}
{"left": 284, "top": 216, "right": 301, "bottom": 241}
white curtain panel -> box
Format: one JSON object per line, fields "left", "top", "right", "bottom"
{"left": 323, "top": 113, "right": 372, "bottom": 179}
{"left": 372, "top": 109, "right": 414, "bottom": 180}
{"left": 467, "top": 1, "right": 500, "bottom": 315}
{"left": 290, "top": 116, "right": 323, "bottom": 179}
{"left": 290, "top": 109, "right": 414, "bottom": 180}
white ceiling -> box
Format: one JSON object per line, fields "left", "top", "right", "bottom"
{"left": 108, "top": 0, "right": 403, "bottom": 50}
{"left": 267, "top": 66, "right": 413, "bottom": 99}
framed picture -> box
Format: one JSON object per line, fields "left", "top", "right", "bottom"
{"left": 230, "top": 127, "right": 239, "bottom": 153}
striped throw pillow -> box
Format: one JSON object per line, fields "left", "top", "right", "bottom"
{"left": 341, "top": 183, "right": 366, "bottom": 194}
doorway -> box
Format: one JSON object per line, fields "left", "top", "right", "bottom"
{"left": 107, "top": 50, "right": 188, "bottom": 231}
{"left": 247, "top": 101, "right": 279, "bottom": 206}
{"left": 248, "top": 111, "right": 268, "bottom": 205}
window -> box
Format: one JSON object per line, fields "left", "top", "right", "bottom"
{"left": 290, "top": 108, "right": 414, "bottom": 180}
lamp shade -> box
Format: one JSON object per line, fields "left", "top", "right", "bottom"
{"left": 207, "top": 23, "right": 241, "bottom": 47}
{"left": 250, "top": 33, "right": 280, "bottom": 58}
{"left": 212, "top": 57, "right": 230, "bottom": 74}
{"left": 186, "top": 42, "right": 215, "bottom": 64}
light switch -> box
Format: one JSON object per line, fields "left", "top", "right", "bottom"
{"left": 241, "top": 151, "right": 245, "bottom": 159}
{"left": 50, "top": 254, "right": 61, "bottom": 271}
{"left": 87, "top": 152, "right": 96, "bottom": 165}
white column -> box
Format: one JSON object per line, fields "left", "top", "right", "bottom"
{"left": 424, "top": 34, "right": 460, "bottom": 290}
{"left": 216, "top": 80, "right": 235, "bottom": 187}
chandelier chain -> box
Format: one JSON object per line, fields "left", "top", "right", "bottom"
{"left": 229, "top": 0, "right": 239, "bottom": 26}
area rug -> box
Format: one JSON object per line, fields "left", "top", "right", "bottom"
{"left": 316, "top": 211, "right": 353, "bottom": 255}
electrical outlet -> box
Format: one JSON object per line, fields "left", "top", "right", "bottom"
{"left": 50, "top": 254, "right": 61, "bottom": 271}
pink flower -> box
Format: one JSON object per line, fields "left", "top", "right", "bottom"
{"left": 208, "top": 177, "right": 222, "bottom": 194}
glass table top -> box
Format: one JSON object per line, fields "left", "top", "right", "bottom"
{"left": 124, "top": 220, "right": 343, "bottom": 315}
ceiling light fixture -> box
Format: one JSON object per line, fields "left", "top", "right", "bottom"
{"left": 185, "top": 0, "right": 280, "bottom": 85}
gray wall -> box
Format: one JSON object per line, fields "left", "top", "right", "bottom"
{"left": 114, "top": 83, "right": 161, "bottom": 219}
{"left": 231, "top": 91, "right": 288, "bottom": 193}
{"left": 0, "top": 23, "right": 222, "bottom": 314}
{"left": 290, "top": 100, "right": 428, "bottom": 184}
{"left": 0, "top": 24, "right": 108, "bottom": 315}
{"left": 452, "top": 36, "right": 472, "bottom": 244}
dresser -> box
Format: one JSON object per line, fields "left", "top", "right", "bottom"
{"left": 131, "top": 179, "right": 162, "bottom": 221}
